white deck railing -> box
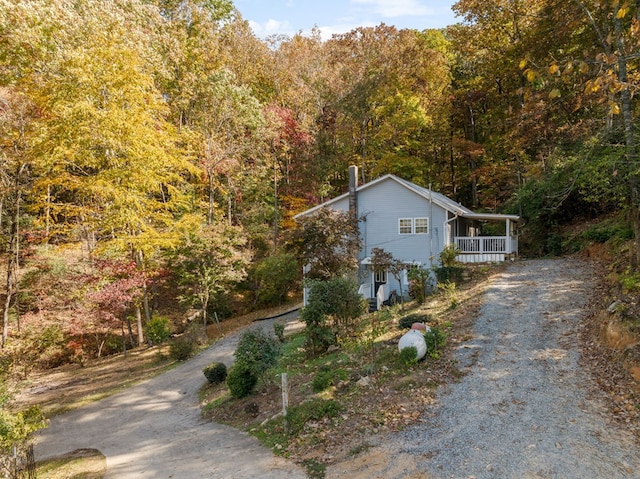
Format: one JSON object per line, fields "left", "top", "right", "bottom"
{"left": 454, "top": 236, "right": 517, "bottom": 254}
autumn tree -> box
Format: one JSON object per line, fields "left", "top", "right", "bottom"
{"left": 170, "top": 221, "right": 250, "bottom": 323}
{"left": 320, "top": 25, "right": 451, "bottom": 195}
{"left": 85, "top": 260, "right": 149, "bottom": 356}
{"left": 288, "top": 207, "right": 361, "bottom": 281}
{"left": 0, "top": 88, "right": 33, "bottom": 347}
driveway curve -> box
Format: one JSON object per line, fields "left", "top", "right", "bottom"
{"left": 328, "top": 258, "right": 640, "bottom": 479}
{"left": 34, "top": 311, "right": 306, "bottom": 479}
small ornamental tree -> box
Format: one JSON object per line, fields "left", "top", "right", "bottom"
{"left": 407, "top": 265, "right": 431, "bottom": 304}
{"left": 288, "top": 207, "right": 361, "bottom": 280}
{"left": 86, "top": 259, "right": 148, "bottom": 354}
{"left": 371, "top": 247, "right": 407, "bottom": 309}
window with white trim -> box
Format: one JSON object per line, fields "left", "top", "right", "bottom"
{"left": 399, "top": 218, "right": 429, "bottom": 234}
{"left": 399, "top": 218, "right": 412, "bottom": 234}
{"left": 415, "top": 217, "right": 429, "bottom": 234}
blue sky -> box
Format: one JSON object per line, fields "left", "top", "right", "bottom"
{"left": 234, "top": 0, "right": 460, "bottom": 40}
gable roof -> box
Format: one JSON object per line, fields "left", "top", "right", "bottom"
{"left": 295, "top": 174, "right": 519, "bottom": 221}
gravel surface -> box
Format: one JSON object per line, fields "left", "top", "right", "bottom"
{"left": 329, "top": 258, "right": 640, "bottom": 479}
{"left": 34, "top": 311, "right": 306, "bottom": 479}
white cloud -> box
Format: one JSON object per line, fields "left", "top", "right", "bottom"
{"left": 249, "top": 19, "right": 295, "bottom": 37}
{"left": 350, "top": 0, "right": 432, "bottom": 18}
{"left": 314, "top": 20, "right": 377, "bottom": 40}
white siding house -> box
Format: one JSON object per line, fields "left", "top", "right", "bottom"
{"left": 295, "top": 167, "right": 519, "bottom": 307}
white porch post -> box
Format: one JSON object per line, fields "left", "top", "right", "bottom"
{"left": 506, "top": 219, "right": 512, "bottom": 254}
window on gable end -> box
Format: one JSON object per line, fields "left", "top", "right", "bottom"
{"left": 399, "top": 218, "right": 412, "bottom": 234}
{"left": 415, "top": 217, "right": 429, "bottom": 234}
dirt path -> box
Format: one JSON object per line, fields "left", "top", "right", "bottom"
{"left": 327, "top": 258, "right": 640, "bottom": 479}
{"left": 34, "top": 311, "right": 306, "bottom": 479}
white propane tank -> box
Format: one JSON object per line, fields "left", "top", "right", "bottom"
{"left": 398, "top": 329, "right": 427, "bottom": 360}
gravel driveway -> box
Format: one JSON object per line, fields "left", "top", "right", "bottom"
{"left": 34, "top": 311, "right": 306, "bottom": 479}
{"left": 328, "top": 258, "right": 640, "bottom": 479}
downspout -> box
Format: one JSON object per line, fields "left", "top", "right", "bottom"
{"left": 447, "top": 213, "right": 459, "bottom": 259}
{"left": 429, "top": 184, "right": 433, "bottom": 268}
{"left": 348, "top": 165, "right": 360, "bottom": 281}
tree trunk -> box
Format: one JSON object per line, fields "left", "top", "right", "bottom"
{"left": 125, "top": 315, "right": 135, "bottom": 347}
{"left": 2, "top": 267, "right": 14, "bottom": 348}
{"left": 1, "top": 172, "right": 22, "bottom": 347}
{"left": 613, "top": 10, "right": 639, "bottom": 265}
{"left": 135, "top": 304, "right": 144, "bottom": 346}
{"left": 134, "top": 249, "right": 147, "bottom": 345}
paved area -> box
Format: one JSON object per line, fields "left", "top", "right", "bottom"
{"left": 34, "top": 311, "right": 306, "bottom": 479}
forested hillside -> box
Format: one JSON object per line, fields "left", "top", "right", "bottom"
{"left": 0, "top": 0, "right": 638, "bottom": 365}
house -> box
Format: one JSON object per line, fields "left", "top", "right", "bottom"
{"left": 295, "top": 166, "right": 519, "bottom": 309}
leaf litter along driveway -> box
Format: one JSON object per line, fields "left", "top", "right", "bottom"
{"left": 34, "top": 311, "right": 306, "bottom": 479}
{"left": 327, "top": 258, "right": 640, "bottom": 479}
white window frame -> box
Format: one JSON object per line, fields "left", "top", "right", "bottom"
{"left": 415, "top": 217, "right": 429, "bottom": 234}
{"left": 399, "top": 218, "right": 413, "bottom": 234}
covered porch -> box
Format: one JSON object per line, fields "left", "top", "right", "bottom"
{"left": 450, "top": 213, "right": 519, "bottom": 263}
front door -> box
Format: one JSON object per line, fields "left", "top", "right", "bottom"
{"left": 374, "top": 269, "right": 387, "bottom": 297}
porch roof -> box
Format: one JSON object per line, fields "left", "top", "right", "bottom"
{"left": 460, "top": 212, "right": 520, "bottom": 222}
{"left": 361, "top": 257, "right": 422, "bottom": 266}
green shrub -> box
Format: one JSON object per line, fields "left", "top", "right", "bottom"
{"left": 424, "top": 326, "right": 447, "bottom": 358}
{"left": 582, "top": 218, "right": 633, "bottom": 244}
{"left": 300, "top": 304, "right": 335, "bottom": 357}
{"left": 203, "top": 362, "right": 228, "bottom": 384}
{"left": 234, "top": 329, "right": 281, "bottom": 379}
{"left": 434, "top": 266, "right": 464, "bottom": 283}
{"left": 407, "top": 266, "right": 431, "bottom": 304}
{"left": 227, "top": 363, "right": 258, "bottom": 398}
{"left": 286, "top": 399, "right": 342, "bottom": 435}
{"left": 301, "top": 277, "right": 365, "bottom": 356}
{"left": 439, "top": 281, "right": 458, "bottom": 309}
{"left": 399, "top": 346, "right": 418, "bottom": 366}
{"left": 311, "top": 370, "right": 333, "bottom": 392}
{"left": 439, "top": 244, "right": 460, "bottom": 267}
{"left": 169, "top": 336, "right": 195, "bottom": 361}
{"left": 274, "top": 322, "right": 285, "bottom": 343}
{"left": 145, "top": 315, "right": 171, "bottom": 345}
{"left": 311, "top": 365, "right": 347, "bottom": 393}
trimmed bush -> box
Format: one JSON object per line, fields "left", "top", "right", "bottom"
{"left": 227, "top": 363, "right": 257, "bottom": 398}
{"left": 234, "top": 329, "right": 281, "bottom": 379}
{"left": 203, "top": 362, "right": 227, "bottom": 384}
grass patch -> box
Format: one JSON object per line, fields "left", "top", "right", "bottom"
{"left": 302, "top": 458, "right": 326, "bottom": 479}
{"left": 36, "top": 448, "right": 106, "bottom": 479}
{"left": 202, "top": 266, "right": 500, "bottom": 468}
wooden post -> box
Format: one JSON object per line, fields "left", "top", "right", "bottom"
{"left": 281, "top": 372, "right": 288, "bottom": 417}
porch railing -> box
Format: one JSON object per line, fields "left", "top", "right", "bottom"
{"left": 454, "top": 236, "right": 517, "bottom": 254}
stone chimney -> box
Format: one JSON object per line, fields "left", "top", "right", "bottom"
{"left": 348, "top": 165, "right": 358, "bottom": 218}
